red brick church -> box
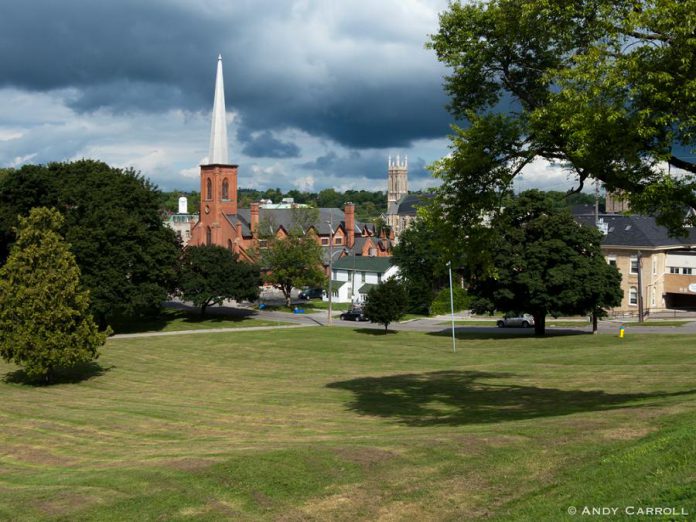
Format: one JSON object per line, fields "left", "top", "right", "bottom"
{"left": 189, "top": 56, "right": 392, "bottom": 267}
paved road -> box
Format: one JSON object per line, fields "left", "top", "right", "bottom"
{"left": 160, "top": 300, "right": 696, "bottom": 337}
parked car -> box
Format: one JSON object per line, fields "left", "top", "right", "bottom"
{"left": 340, "top": 308, "right": 368, "bottom": 322}
{"left": 496, "top": 313, "right": 535, "bottom": 328}
{"left": 299, "top": 288, "right": 324, "bottom": 300}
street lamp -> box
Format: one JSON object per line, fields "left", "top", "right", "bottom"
{"left": 447, "top": 261, "right": 456, "bottom": 353}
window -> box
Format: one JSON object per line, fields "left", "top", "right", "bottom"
{"left": 630, "top": 255, "right": 639, "bottom": 274}
{"left": 377, "top": 273, "right": 382, "bottom": 283}
{"left": 670, "top": 266, "right": 679, "bottom": 274}
{"left": 683, "top": 267, "right": 693, "bottom": 275}
{"left": 334, "top": 237, "right": 343, "bottom": 245}
{"left": 651, "top": 287, "right": 656, "bottom": 306}
{"left": 607, "top": 255, "right": 617, "bottom": 267}
{"left": 206, "top": 178, "right": 212, "bottom": 200}
{"left": 652, "top": 258, "right": 657, "bottom": 275}
{"left": 321, "top": 237, "right": 329, "bottom": 246}
{"left": 222, "top": 179, "right": 229, "bottom": 200}
{"left": 206, "top": 226, "right": 212, "bottom": 246}
{"left": 361, "top": 271, "right": 366, "bottom": 283}
{"left": 227, "top": 239, "right": 233, "bottom": 251}
{"left": 629, "top": 286, "right": 638, "bottom": 305}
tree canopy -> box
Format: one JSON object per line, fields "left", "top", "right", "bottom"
{"left": 178, "top": 245, "right": 260, "bottom": 314}
{"left": 430, "top": 0, "right": 696, "bottom": 235}
{"left": 466, "top": 191, "right": 623, "bottom": 335}
{"left": 364, "top": 278, "right": 409, "bottom": 333}
{"left": 0, "top": 208, "right": 107, "bottom": 382}
{"left": 392, "top": 217, "right": 452, "bottom": 314}
{"left": 0, "top": 160, "right": 180, "bottom": 326}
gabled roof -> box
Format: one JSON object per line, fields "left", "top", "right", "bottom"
{"left": 333, "top": 255, "right": 394, "bottom": 273}
{"left": 576, "top": 214, "right": 696, "bottom": 249}
{"left": 229, "top": 207, "right": 361, "bottom": 237}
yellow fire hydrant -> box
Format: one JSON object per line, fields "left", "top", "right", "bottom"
{"left": 619, "top": 325, "right": 625, "bottom": 339}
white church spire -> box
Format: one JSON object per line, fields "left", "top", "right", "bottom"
{"left": 208, "top": 54, "right": 229, "bottom": 165}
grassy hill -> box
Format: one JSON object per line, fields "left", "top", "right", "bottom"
{"left": 1, "top": 328, "right": 694, "bottom": 520}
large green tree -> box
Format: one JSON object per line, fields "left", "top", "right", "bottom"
{"left": 430, "top": 0, "right": 696, "bottom": 235}
{"left": 178, "top": 245, "right": 260, "bottom": 314}
{"left": 0, "top": 160, "right": 180, "bottom": 326}
{"left": 0, "top": 208, "right": 107, "bottom": 382}
{"left": 392, "top": 217, "right": 452, "bottom": 314}
{"left": 363, "top": 278, "right": 409, "bottom": 333}
{"left": 467, "top": 191, "right": 623, "bottom": 335}
{"left": 261, "top": 234, "right": 326, "bottom": 307}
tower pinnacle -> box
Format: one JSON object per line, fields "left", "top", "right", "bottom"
{"left": 208, "top": 55, "right": 229, "bottom": 165}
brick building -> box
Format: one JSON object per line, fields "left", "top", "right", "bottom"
{"left": 189, "top": 56, "right": 391, "bottom": 267}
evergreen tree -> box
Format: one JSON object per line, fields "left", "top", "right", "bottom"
{"left": 178, "top": 245, "right": 260, "bottom": 314}
{"left": 364, "top": 278, "right": 408, "bottom": 333}
{"left": 0, "top": 208, "right": 107, "bottom": 382}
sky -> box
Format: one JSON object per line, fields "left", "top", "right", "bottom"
{"left": 0, "top": 0, "right": 576, "bottom": 194}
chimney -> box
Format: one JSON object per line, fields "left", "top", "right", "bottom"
{"left": 344, "top": 202, "right": 355, "bottom": 248}
{"left": 250, "top": 202, "right": 260, "bottom": 237}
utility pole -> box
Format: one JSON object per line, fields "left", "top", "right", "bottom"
{"left": 593, "top": 178, "right": 600, "bottom": 333}
{"left": 447, "top": 261, "right": 456, "bottom": 353}
{"left": 637, "top": 251, "right": 644, "bottom": 323}
{"left": 327, "top": 215, "right": 334, "bottom": 326}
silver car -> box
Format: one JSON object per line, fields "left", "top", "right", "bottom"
{"left": 496, "top": 313, "right": 535, "bottom": 328}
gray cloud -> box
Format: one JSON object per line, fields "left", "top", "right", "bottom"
{"left": 0, "top": 0, "right": 452, "bottom": 150}
{"left": 237, "top": 128, "right": 301, "bottom": 158}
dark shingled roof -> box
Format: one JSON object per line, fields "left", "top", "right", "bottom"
{"left": 333, "top": 255, "right": 394, "bottom": 273}
{"left": 576, "top": 214, "right": 696, "bottom": 249}
{"left": 226, "top": 207, "right": 365, "bottom": 238}
{"left": 387, "top": 193, "right": 434, "bottom": 216}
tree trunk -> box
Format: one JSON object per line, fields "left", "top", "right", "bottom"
{"left": 201, "top": 301, "right": 208, "bottom": 315}
{"left": 592, "top": 312, "right": 598, "bottom": 334}
{"left": 384, "top": 323, "right": 389, "bottom": 334}
{"left": 533, "top": 313, "right": 546, "bottom": 336}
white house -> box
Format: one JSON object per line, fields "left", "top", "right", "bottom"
{"left": 326, "top": 256, "right": 400, "bottom": 304}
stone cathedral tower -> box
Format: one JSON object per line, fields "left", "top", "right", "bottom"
{"left": 387, "top": 154, "right": 408, "bottom": 208}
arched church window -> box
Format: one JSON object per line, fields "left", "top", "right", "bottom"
{"left": 222, "top": 179, "right": 229, "bottom": 200}
{"left": 227, "top": 239, "right": 233, "bottom": 251}
{"left": 206, "top": 178, "right": 212, "bottom": 200}
{"left": 206, "top": 226, "right": 212, "bottom": 246}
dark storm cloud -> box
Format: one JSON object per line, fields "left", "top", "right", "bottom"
{"left": 237, "top": 128, "right": 301, "bottom": 159}
{"left": 300, "top": 151, "right": 431, "bottom": 181}
{"left": 0, "top": 0, "right": 451, "bottom": 150}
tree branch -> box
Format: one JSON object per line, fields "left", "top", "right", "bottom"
{"left": 669, "top": 155, "right": 696, "bottom": 175}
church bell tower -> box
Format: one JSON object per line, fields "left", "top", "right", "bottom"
{"left": 199, "top": 55, "right": 238, "bottom": 245}
{"left": 387, "top": 154, "right": 408, "bottom": 208}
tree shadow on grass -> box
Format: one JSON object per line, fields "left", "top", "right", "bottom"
{"left": 326, "top": 370, "right": 696, "bottom": 426}
{"left": 3, "top": 362, "right": 113, "bottom": 386}
{"left": 427, "top": 327, "right": 589, "bottom": 341}
{"left": 109, "top": 307, "right": 259, "bottom": 334}
{"left": 353, "top": 328, "right": 399, "bottom": 336}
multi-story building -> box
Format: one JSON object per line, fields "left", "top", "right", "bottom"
{"left": 576, "top": 211, "right": 696, "bottom": 314}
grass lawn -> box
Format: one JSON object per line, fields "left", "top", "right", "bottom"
{"left": 107, "top": 308, "right": 285, "bottom": 334}
{"left": 1, "top": 328, "right": 695, "bottom": 520}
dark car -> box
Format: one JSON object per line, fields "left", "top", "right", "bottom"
{"left": 299, "top": 288, "right": 324, "bottom": 300}
{"left": 340, "top": 308, "right": 368, "bottom": 321}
